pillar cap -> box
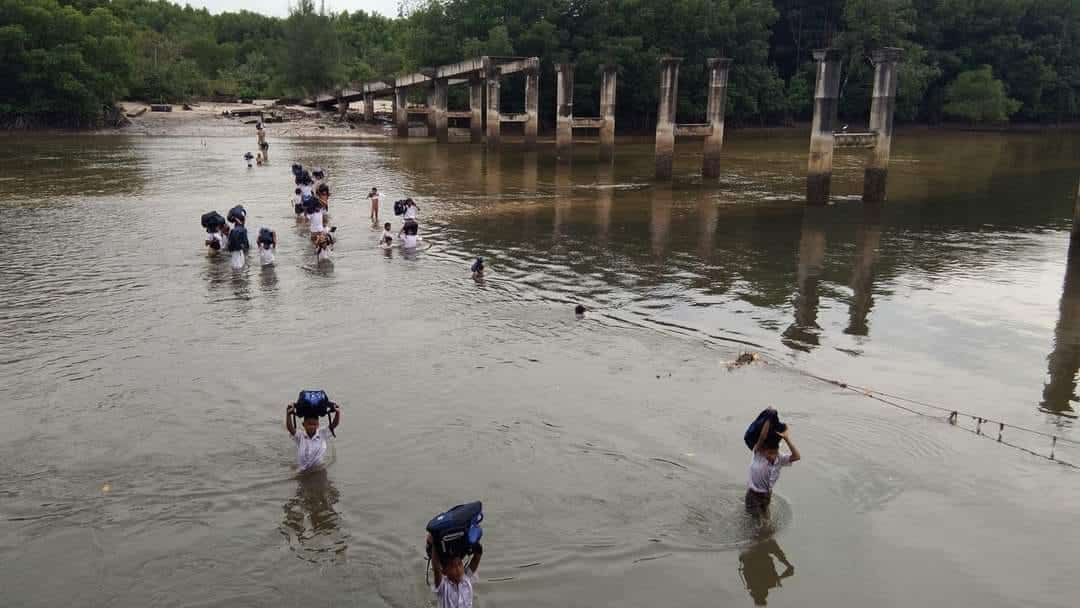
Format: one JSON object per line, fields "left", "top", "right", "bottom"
{"left": 812, "top": 48, "right": 843, "bottom": 62}
{"left": 600, "top": 64, "right": 618, "bottom": 74}
{"left": 872, "top": 47, "right": 903, "bottom": 63}
{"left": 556, "top": 63, "right": 575, "bottom": 72}
{"left": 707, "top": 58, "right": 733, "bottom": 69}
{"left": 659, "top": 56, "right": 684, "bottom": 66}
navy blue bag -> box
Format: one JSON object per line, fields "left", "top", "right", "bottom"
{"left": 226, "top": 225, "right": 249, "bottom": 252}
{"left": 294, "top": 390, "right": 334, "bottom": 418}
{"left": 201, "top": 211, "right": 225, "bottom": 233}
{"left": 393, "top": 199, "right": 407, "bottom": 216}
{"left": 257, "top": 228, "right": 274, "bottom": 247}
{"left": 227, "top": 205, "right": 246, "bottom": 224}
{"left": 426, "top": 501, "right": 483, "bottom": 559}
{"left": 744, "top": 409, "right": 786, "bottom": 450}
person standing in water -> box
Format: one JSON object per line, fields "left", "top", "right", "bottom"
{"left": 746, "top": 408, "right": 800, "bottom": 516}
{"left": 256, "top": 123, "right": 268, "bottom": 161}
{"left": 368, "top": 187, "right": 380, "bottom": 223}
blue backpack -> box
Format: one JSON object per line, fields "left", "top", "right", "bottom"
{"left": 226, "top": 225, "right": 249, "bottom": 252}
{"left": 426, "top": 502, "right": 483, "bottom": 559}
{"left": 744, "top": 409, "right": 786, "bottom": 450}
{"left": 257, "top": 228, "right": 274, "bottom": 247}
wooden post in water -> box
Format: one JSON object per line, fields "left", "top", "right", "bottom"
{"left": 863, "top": 48, "right": 903, "bottom": 202}
{"left": 469, "top": 75, "right": 484, "bottom": 143}
{"left": 599, "top": 65, "right": 618, "bottom": 156}
{"left": 433, "top": 78, "right": 449, "bottom": 144}
{"left": 556, "top": 63, "right": 574, "bottom": 157}
{"left": 394, "top": 87, "right": 408, "bottom": 138}
{"left": 484, "top": 57, "right": 501, "bottom": 148}
{"left": 654, "top": 57, "right": 682, "bottom": 179}
{"left": 702, "top": 58, "right": 732, "bottom": 178}
{"left": 524, "top": 58, "right": 540, "bottom": 148}
{"left": 807, "top": 49, "right": 842, "bottom": 204}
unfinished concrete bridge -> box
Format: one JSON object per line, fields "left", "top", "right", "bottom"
{"left": 299, "top": 48, "right": 903, "bottom": 204}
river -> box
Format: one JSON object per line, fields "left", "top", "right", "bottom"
{"left": 0, "top": 131, "right": 1077, "bottom": 607}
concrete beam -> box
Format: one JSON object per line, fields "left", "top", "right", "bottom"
{"left": 675, "top": 123, "right": 712, "bottom": 137}
{"left": 572, "top": 117, "right": 604, "bottom": 129}
{"left": 495, "top": 58, "right": 532, "bottom": 75}
{"left": 436, "top": 58, "right": 486, "bottom": 79}
{"left": 655, "top": 57, "right": 682, "bottom": 179}
{"left": 863, "top": 47, "right": 903, "bottom": 202}
{"left": 500, "top": 113, "right": 529, "bottom": 123}
{"left": 395, "top": 72, "right": 432, "bottom": 89}
{"left": 447, "top": 111, "right": 472, "bottom": 119}
{"left": 835, "top": 132, "right": 878, "bottom": 148}
{"left": 807, "top": 49, "right": 842, "bottom": 205}
{"left": 702, "top": 58, "right": 732, "bottom": 178}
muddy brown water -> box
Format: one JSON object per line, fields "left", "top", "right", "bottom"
{"left": 1, "top": 132, "right": 1078, "bottom": 607}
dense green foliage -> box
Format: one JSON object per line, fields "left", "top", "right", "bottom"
{"left": 943, "top": 66, "right": 1023, "bottom": 123}
{"left": 2, "top": 0, "right": 1079, "bottom": 128}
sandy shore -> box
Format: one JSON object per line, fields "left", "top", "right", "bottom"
{"left": 115, "top": 100, "right": 392, "bottom": 139}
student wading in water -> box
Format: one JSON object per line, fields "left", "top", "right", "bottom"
{"left": 745, "top": 407, "right": 801, "bottom": 515}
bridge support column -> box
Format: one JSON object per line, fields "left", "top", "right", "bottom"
{"left": 469, "top": 75, "right": 483, "bottom": 143}
{"left": 556, "top": 63, "right": 574, "bottom": 157}
{"left": 703, "top": 58, "right": 732, "bottom": 178}
{"left": 484, "top": 58, "right": 500, "bottom": 148}
{"left": 433, "top": 78, "right": 449, "bottom": 143}
{"left": 426, "top": 85, "right": 437, "bottom": 133}
{"left": 524, "top": 58, "right": 540, "bottom": 147}
{"left": 394, "top": 87, "right": 408, "bottom": 137}
{"left": 364, "top": 93, "right": 374, "bottom": 122}
{"left": 863, "top": 47, "right": 902, "bottom": 203}
{"left": 807, "top": 49, "right": 842, "bottom": 204}
{"left": 654, "top": 57, "right": 682, "bottom": 179}
{"left": 599, "top": 65, "right": 617, "bottom": 156}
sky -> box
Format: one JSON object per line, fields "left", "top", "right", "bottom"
{"left": 179, "top": 1, "right": 401, "bottom": 18}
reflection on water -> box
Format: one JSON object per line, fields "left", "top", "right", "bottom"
{"left": 846, "top": 205, "right": 883, "bottom": 336}
{"left": 280, "top": 468, "right": 348, "bottom": 563}
{"left": 1042, "top": 238, "right": 1080, "bottom": 415}
{"left": 738, "top": 536, "right": 795, "bottom": 606}
{"left": 782, "top": 209, "right": 826, "bottom": 351}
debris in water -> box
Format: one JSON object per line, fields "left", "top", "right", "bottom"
{"left": 726, "top": 351, "right": 764, "bottom": 370}
{"left": 101, "top": 482, "right": 111, "bottom": 495}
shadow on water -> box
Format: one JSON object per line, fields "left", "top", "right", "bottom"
{"left": 1041, "top": 237, "right": 1080, "bottom": 417}
{"left": 280, "top": 467, "right": 348, "bottom": 564}
{"left": 739, "top": 536, "right": 795, "bottom": 606}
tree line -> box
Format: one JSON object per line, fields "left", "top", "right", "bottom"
{"left": 2, "top": 0, "right": 1078, "bottom": 128}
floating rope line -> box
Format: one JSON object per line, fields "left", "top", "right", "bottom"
{"left": 750, "top": 351, "right": 1079, "bottom": 469}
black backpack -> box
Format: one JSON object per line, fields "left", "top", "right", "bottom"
{"left": 393, "top": 199, "right": 407, "bottom": 216}
{"left": 227, "top": 205, "right": 246, "bottom": 224}
{"left": 257, "top": 228, "right": 274, "bottom": 246}
{"left": 227, "top": 225, "right": 249, "bottom": 252}
{"left": 201, "top": 211, "right": 225, "bottom": 233}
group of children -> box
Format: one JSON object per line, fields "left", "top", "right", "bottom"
{"left": 291, "top": 164, "right": 336, "bottom": 260}
{"left": 201, "top": 205, "right": 277, "bottom": 269}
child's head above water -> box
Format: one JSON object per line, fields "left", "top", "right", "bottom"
{"left": 302, "top": 415, "right": 319, "bottom": 437}
{"left": 384, "top": 222, "right": 391, "bottom": 231}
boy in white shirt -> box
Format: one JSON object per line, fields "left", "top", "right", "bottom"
{"left": 429, "top": 535, "right": 482, "bottom": 608}
{"left": 380, "top": 222, "right": 393, "bottom": 247}
{"left": 285, "top": 402, "right": 341, "bottom": 472}
{"left": 746, "top": 408, "right": 801, "bottom": 515}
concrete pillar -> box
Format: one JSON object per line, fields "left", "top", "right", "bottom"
{"left": 654, "top": 57, "right": 682, "bottom": 179}
{"left": 394, "top": 87, "right": 408, "bottom": 138}
{"left": 469, "top": 75, "right": 484, "bottom": 144}
{"left": 597, "top": 160, "right": 614, "bottom": 242}
{"left": 337, "top": 91, "right": 347, "bottom": 119}
{"left": 556, "top": 63, "right": 574, "bottom": 157}
{"left": 599, "top": 65, "right": 617, "bottom": 155}
{"left": 651, "top": 186, "right": 673, "bottom": 256}
{"left": 433, "top": 78, "right": 449, "bottom": 144}
{"left": 524, "top": 58, "right": 540, "bottom": 147}
{"left": 484, "top": 58, "right": 500, "bottom": 148}
{"left": 363, "top": 93, "right": 374, "bottom": 122}
{"left": 702, "top": 58, "right": 732, "bottom": 178}
{"left": 426, "top": 85, "right": 437, "bottom": 133}
{"left": 863, "top": 48, "right": 903, "bottom": 202}
{"left": 807, "top": 49, "right": 842, "bottom": 204}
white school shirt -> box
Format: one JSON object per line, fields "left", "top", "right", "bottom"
{"left": 433, "top": 569, "right": 477, "bottom": 608}
{"left": 207, "top": 232, "right": 225, "bottom": 250}
{"left": 300, "top": 184, "right": 313, "bottom": 198}
{"left": 293, "top": 428, "right": 331, "bottom": 471}
{"left": 381, "top": 229, "right": 393, "bottom": 242}
{"left": 404, "top": 205, "right": 417, "bottom": 221}
{"left": 308, "top": 210, "right": 326, "bottom": 234}
{"left": 402, "top": 233, "right": 419, "bottom": 249}
{"left": 747, "top": 451, "right": 792, "bottom": 494}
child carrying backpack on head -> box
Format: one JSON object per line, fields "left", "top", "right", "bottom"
{"left": 257, "top": 227, "right": 276, "bottom": 266}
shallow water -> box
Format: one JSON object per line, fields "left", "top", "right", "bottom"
{"left": 0, "top": 132, "right": 1078, "bottom": 607}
